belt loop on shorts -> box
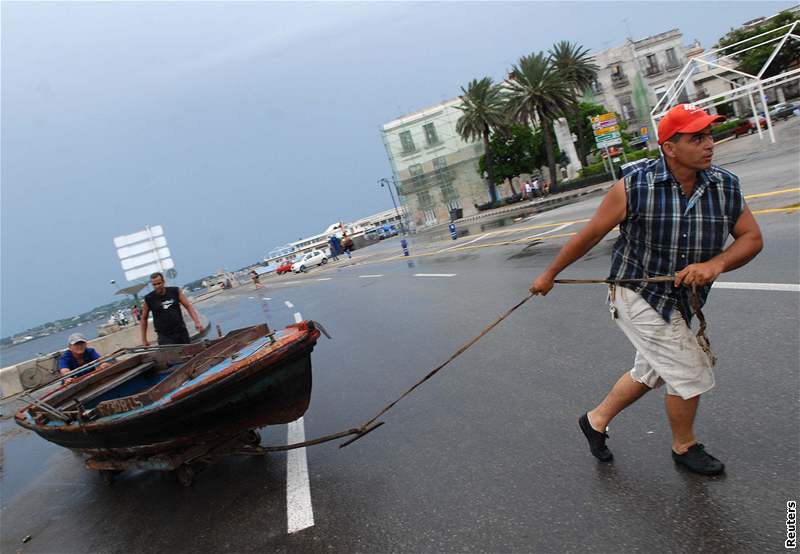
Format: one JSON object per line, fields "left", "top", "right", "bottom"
{"left": 607, "top": 283, "right": 618, "bottom": 320}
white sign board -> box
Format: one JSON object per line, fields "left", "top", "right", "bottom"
{"left": 114, "top": 225, "right": 175, "bottom": 282}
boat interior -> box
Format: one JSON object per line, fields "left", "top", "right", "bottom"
{"left": 24, "top": 325, "right": 272, "bottom": 425}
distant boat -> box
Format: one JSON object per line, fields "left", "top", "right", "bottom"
{"left": 11, "top": 335, "right": 34, "bottom": 345}
{"left": 15, "top": 322, "right": 321, "bottom": 461}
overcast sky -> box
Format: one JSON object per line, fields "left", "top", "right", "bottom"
{"left": 1, "top": 1, "right": 792, "bottom": 335}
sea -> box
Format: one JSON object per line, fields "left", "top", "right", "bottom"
{"left": 0, "top": 325, "right": 101, "bottom": 367}
{"left": 0, "top": 294, "right": 271, "bottom": 368}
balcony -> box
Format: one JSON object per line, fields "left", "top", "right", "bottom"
{"left": 665, "top": 61, "right": 681, "bottom": 71}
{"left": 611, "top": 74, "right": 630, "bottom": 89}
{"left": 645, "top": 65, "right": 663, "bottom": 77}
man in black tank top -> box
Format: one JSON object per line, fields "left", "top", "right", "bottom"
{"left": 140, "top": 272, "right": 204, "bottom": 346}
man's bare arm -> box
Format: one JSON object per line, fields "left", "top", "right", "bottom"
{"left": 674, "top": 204, "right": 763, "bottom": 287}
{"left": 179, "top": 290, "right": 204, "bottom": 332}
{"left": 530, "top": 180, "right": 627, "bottom": 295}
{"left": 139, "top": 302, "right": 150, "bottom": 346}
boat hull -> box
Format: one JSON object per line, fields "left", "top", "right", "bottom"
{"left": 16, "top": 324, "right": 319, "bottom": 458}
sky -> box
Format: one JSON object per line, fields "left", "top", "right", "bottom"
{"left": 1, "top": 1, "right": 793, "bottom": 336}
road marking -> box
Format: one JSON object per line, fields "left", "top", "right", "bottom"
{"left": 316, "top": 278, "right": 332, "bottom": 281}
{"left": 284, "top": 301, "right": 294, "bottom": 308}
{"left": 293, "top": 312, "right": 303, "bottom": 323}
{"left": 522, "top": 222, "right": 574, "bottom": 241}
{"left": 744, "top": 187, "right": 800, "bottom": 200}
{"left": 286, "top": 417, "right": 314, "bottom": 534}
{"left": 414, "top": 273, "right": 456, "bottom": 277}
{"left": 752, "top": 206, "right": 800, "bottom": 215}
{"left": 435, "top": 231, "right": 495, "bottom": 254}
{"left": 347, "top": 203, "right": 797, "bottom": 266}
{"left": 262, "top": 297, "right": 271, "bottom": 300}
{"left": 712, "top": 281, "right": 799, "bottom": 292}
{"left": 359, "top": 274, "right": 384, "bottom": 278}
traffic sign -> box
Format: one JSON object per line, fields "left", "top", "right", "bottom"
{"left": 114, "top": 225, "right": 175, "bottom": 282}
{"left": 594, "top": 125, "right": 620, "bottom": 136}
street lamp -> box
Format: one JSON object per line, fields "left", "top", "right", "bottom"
{"left": 378, "top": 177, "right": 405, "bottom": 234}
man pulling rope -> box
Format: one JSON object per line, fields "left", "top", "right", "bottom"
{"left": 529, "top": 104, "right": 763, "bottom": 476}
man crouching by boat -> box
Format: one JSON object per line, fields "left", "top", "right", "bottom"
{"left": 59, "top": 333, "right": 111, "bottom": 384}
{"left": 529, "top": 104, "right": 763, "bottom": 476}
{"left": 140, "top": 272, "right": 203, "bottom": 346}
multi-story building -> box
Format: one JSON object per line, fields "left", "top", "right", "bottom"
{"left": 380, "top": 99, "right": 490, "bottom": 228}
{"left": 588, "top": 29, "right": 694, "bottom": 142}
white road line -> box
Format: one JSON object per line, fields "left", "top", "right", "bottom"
{"left": 524, "top": 222, "right": 573, "bottom": 240}
{"left": 286, "top": 417, "right": 314, "bottom": 534}
{"left": 262, "top": 297, "right": 271, "bottom": 300}
{"left": 436, "top": 231, "right": 494, "bottom": 253}
{"left": 712, "top": 281, "right": 800, "bottom": 292}
{"left": 414, "top": 273, "right": 457, "bottom": 278}
{"left": 284, "top": 301, "right": 294, "bottom": 308}
{"left": 358, "top": 274, "right": 384, "bottom": 278}
{"left": 293, "top": 312, "right": 303, "bottom": 323}
{"left": 316, "top": 278, "right": 332, "bottom": 281}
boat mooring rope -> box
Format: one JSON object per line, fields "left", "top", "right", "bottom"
{"left": 259, "top": 275, "right": 715, "bottom": 452}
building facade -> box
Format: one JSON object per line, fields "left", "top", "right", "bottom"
{"left": 380, "top": 99, "right": 490, "bottom": 228}
{"left": 588, "top": 29, "right": 694, "bottom": 143}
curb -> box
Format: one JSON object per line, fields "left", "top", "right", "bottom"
{"left": 419, "top": 182, "right": 613, "bottom": 234}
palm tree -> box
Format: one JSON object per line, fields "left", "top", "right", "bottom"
{"left": 549, "top": 41, "right": 598, "bottom": 167}
{"left": 506, "top": 52, "right": 574, "bottom": 192}
{"left": 455, "top": 77, "right": 507, "bottom": 203}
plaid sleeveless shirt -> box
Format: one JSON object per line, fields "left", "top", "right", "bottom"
{"left": 609, "top": 157, "right": 745, "bottom": 322}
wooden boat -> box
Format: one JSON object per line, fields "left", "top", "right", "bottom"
{"left": 15, "top": 322, "right": 322, "bottom": 461}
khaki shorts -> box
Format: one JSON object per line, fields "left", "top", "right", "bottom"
{"left": 610, "top": 286, "right": 715, "bottom": 400}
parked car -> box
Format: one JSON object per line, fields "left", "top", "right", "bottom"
{"left": 733, "top": 117, "right": 767, "bottom": 137}
{"left": 276, "top": 260, "right": 294, "bottom": 275}
{"left": 378, "top": 225, "right": 399, "bottom": 240}
{"left": 291, "top": 250, "right": 327, "bottom": 273}
{"left": 768, "top": 102, "right": 797, "bottom": 120}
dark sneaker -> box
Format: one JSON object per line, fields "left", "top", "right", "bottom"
{"left": 579, "top": 413, "right": 613, "bottom": 462}
{"left": 672, "top": 443, "right": 725, "bottom": 476}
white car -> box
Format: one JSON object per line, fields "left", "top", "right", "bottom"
{"left": 292, "top": 250, "right": 328, "bottom": 273}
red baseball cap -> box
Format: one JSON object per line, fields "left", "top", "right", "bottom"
{"left": 657, "top": 104, "right": 725, "bottom": 144}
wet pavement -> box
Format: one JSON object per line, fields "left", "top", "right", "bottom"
{"left": 1, "top": 119, "right": 798, "bottom": 553}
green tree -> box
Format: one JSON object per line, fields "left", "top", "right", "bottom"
{"left": 478, "top": 125, "right": 563, "bottom": 185}
{"left": 715, "top": 11, "right": 800, "bottom": 78}
{"left": 549, "top": 41, "right": 598, "bottom": 166}
{"left": 506, "top": 52, "right": 573, "bottom": 192}
{"left": 455, "top": 77, "right": 507, "bottom": 203}
{"left": 477, "top": 124, "right": 548, "bottom": 190}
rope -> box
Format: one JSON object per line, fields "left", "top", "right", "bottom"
{"left": 258, "top": 274, "right": 715, "bottom": 452}
{"left": 28, "top": 275, "right": 712, "bottom": 454}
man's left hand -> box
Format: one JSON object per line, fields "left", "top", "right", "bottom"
{"left": 195, "top": 322, "right": 204, "bottom": 333}
{"left": 674, "top": 260, "right": 724, "bottom": 288}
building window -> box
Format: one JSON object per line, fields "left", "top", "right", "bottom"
{"left": 433, "top": 156, "right": 453, "bottom": 185}
{"left": 399, "top": 130, "right": 416, "bottom": 154}
{"left": 591, "top": 79, "right": 603, "bottom": 93}
{"left": 417, "top": 190, "right": 434, "bottom": 210}
{"left": 441, "top": 182, "right": 458, "bottom": 203}
{"left": 645, "top": 54, "right": 660, "bottom": 76}
{"left": 618, "top": 97, "right": 635, "bottom": 121}
{"left": 423, "top": 123, "right": 440, "bottom": 146}
{"left": 610, "top": 63, "right": 629, "bottom": 88}
{"left": 665, "top": 47, "right": 679, "bottom": 69}
{"left": 409, "top": 163, "right": 425, "bottom": 191}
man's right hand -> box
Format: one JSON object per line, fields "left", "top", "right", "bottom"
{"left": 529, "top": 272, "right": 556, "bottom": 296}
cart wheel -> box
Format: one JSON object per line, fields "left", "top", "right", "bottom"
{"left": 244, "top": 430, "right": 261, "bottom": 446}
{"left": 176, "top": 465, "right": 195, "bottom": 487}
{"left": 100, "top": 469, "right": 122, "bottom": 485}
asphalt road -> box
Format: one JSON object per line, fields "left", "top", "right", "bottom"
{"left": 2, "top": 119, "right": 798, "bottom": 553}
